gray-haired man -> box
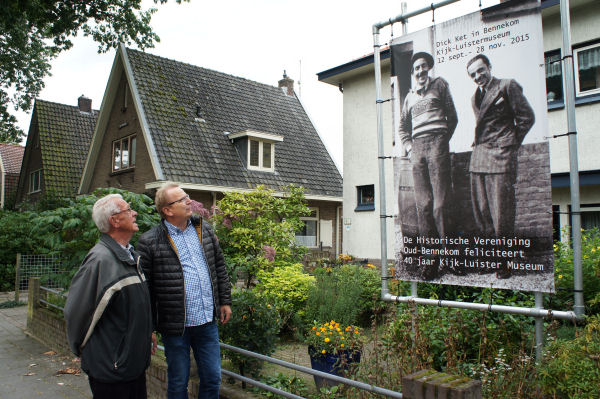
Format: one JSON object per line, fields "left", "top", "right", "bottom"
{"left": 65, "top": 194, "right": 155, "bottom": 399}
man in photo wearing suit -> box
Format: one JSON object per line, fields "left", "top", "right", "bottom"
{"left": 398, "top": 51, "right": 458, "bottom": 241}
{"left": 466, "top": 54, "right": 535, "bottom": 277}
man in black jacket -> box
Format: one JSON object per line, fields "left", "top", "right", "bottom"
{"left": 65, "top": 194, "right": 155, "bottom": 399}
{"left": 137, "top": 183, "right": 232, "bottom": 399}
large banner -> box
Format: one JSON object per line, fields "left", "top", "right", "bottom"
{"left": 392, "top": 0, "right": 554, "bottom": 292}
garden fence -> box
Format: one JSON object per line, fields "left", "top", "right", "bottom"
{"left": 15, "top": 254, "right": 63, "bottom": 301}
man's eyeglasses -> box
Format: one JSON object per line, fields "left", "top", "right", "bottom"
{"left": 112, "top": 205, "right": 133, "bottom": 216}
{"left": 167, "top": 194, "right": 190, "bottom": 206}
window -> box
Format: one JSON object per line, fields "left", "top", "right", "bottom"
{"left": 248, "top": 139, "right": 274, "bottom": 171}
{"left": 545, "top": 50, "right": 563, "bottom": 104}
{"left": 227, "top": 130, "right": 283, "bottom": 173}
{"left": 295, "top": 208, "right": 319, "bottom": 247}
{"left": 574, "top": 43, "right": 600, "bottom": 97}
{"left": 29, "top": 169, "right": 41, "bottom": 193}
{"left": 356, "top": 185, "right": 375, "bottom": 211}
{"left": 568, "top": 204, "right": 600, "bottom": 239}
{"left": 112, "top": 135, "right": 136, "bottom": 172}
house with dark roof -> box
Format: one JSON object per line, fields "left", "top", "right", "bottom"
{"left": 16, "top": 97, "right": 98, "bottom": 205}
{"left": 79, "top": 46, "right": 343, "bottom": 254}
{"left": 0, "top": 143, "right": 25, "bottom": 209}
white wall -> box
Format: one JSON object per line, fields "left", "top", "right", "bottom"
{"left": 342, "top": 66, "right": 395, "bottom": 260}
{"left": 543, "top": 2, "right": 600, "bottom": 174}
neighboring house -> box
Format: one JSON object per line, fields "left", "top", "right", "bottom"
{"left": 317, "top": 0, "right": 599, "bottom": 261}
{"left": 0, "top": 143, "right": 25, "bottom": 209}
{"left": 15, "top": 97, "right": 98, "bottom": 205}
{"left": 79, "top": 46, "right": 343, "bottom": 254}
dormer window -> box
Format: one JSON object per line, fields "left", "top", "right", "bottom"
{"left": 227, "top": 130, "right": 283, "bottom": 173}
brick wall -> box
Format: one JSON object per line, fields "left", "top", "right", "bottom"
{"left": 87, "top": 76, "right": 156, "bottom": 195}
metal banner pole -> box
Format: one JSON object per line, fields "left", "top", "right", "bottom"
{"left": 373, "top": 25, "right": 389, "bottom": 298}
{"left": 559, "top": 0, "right": 584, "bottom": 318}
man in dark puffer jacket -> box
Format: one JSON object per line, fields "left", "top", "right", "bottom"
{"left": 137, "top": 183, "right": 232, "bottom": 399}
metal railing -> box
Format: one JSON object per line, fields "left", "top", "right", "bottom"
{"left": 36, "top": 284, "right": 403, "bottom": 398}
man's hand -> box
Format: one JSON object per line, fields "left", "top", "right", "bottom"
{"left": 151, "top": 333, "right": 157, "bottom": 355}
{"left": 219, "top": 305, "right": 232, "bottom": 325}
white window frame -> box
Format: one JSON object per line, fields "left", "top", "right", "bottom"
{"left": 296, "top": 207, "right": 319, "bottom": 248}
{"left": 227, "top": 130, "right": 283, "bottom": 173}
{"left": 574, "top": 42, "right": 600, "bottom": 97}
{"left": 112, "top": 134, "right": 137, "bottom": 172}
{"left": 247, "top": 139, "right": 275, "bottom": 172}
{"left": 29, "top": 169, "right": 41, "bottom": 193}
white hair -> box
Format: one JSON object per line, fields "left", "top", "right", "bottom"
{"left": 92, "top": 194, "right": 123, "bottom": 233}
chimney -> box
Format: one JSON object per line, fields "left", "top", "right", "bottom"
{"left": 78, "top": 95, "right": 92, "bottom": 113}
{"left": 278, "top": 71, "right": 294, "bottom": 97}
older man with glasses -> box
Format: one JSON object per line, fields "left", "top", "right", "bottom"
{"left": 65, "top": 194, "right": 155, "bottom": 399}
{"left": 137, "top": 182, "right": 232, "bottom": 399}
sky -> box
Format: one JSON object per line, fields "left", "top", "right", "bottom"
{"left": 13, "top": 0, "right": 501, "bottom": 172}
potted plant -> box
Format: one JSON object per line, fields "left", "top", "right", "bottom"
{"left": 305, "top": 320, "right": 362, "bottom": 389}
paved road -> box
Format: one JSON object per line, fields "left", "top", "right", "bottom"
{"left": 0, "top": 294, "right": 91, "bottom": 399}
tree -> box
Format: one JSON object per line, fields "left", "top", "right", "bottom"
{"left": 0, "top": 0, "right": 188, "bottom": 144}
{"left": 212, "top": 185, "right": 311, "bottom": 288}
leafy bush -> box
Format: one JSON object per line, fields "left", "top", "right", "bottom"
{"left": 538, "top": 315, "right": 600, "bottom": 398}
{"left": 251, "top": 373, "right": 308, "bottom": 398}
{"left": 0, "top": 210, "right": 41, "bottom": 289}
{"left": 553, "top": 227, "right": 600, "bottom": 314}
{"left": 305, "top": 265, "right": 381, "bottom": 327}
{"left": 0, "top": 264, "right": 16, "bottom": 292}
{"left": 256, "top": 263, "right": 315, "bottom": 331}
{"left": 219, "top": 288, "right": 282, "bottom": 377}
{"left": 212, "top": 185, "right": 310, "bottom": 288}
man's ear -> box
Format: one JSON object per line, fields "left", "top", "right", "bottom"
{"left": 162, "top": 207, "right": 173, "bottom": 218}
{"left": 108, "top": 215, "right": 119, "bottom": 230}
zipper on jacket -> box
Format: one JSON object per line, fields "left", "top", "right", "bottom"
{"left": 166, "top": 226, "right": 187, "bottom": 337}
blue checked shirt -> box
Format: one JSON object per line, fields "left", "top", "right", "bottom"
{"left": 165, "top": 220, "right": 214, "bottom": 326}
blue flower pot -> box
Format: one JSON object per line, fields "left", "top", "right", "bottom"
{"left": 308, "top": 346, "right": 361, "bottom": 390}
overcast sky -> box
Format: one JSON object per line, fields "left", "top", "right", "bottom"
{"left": 14, "top": 0, "right": 500, "bottom": 171}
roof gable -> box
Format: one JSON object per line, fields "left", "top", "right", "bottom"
{"left": 124, "top": 47, "right": 342, "bottom": 197}
{"left": 0, "top": 144, "right": 25, "bottom": 175}
{"left": 33, "top": 100, "right": 98, "bottom": 197}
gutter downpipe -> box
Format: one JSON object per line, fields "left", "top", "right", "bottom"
{"left": 559, "top": 0, "right": 584, "bottom": 318}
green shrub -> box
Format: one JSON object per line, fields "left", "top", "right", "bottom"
{"left": 0, "top": 210, "right": 41, "bottom": 289}
{"left": 538, "top": 315, "right": 600, "bottom": 398}
{"left": 251, "top": 373, "right": 308, "bottom": 398}
{"left": 212, "top": 185, "right": 310, "bottom": 288}
{"left": 305, "top": 265, "right": 381, "bottom": 327}
{"left": 256, "top": 263, "right": 315, "bottom": 331}
{"left": 219, "top": 288, "right": 282, "bottom": 377}
{"left": 0, "top": 264, "right": 16, "bottom": 292}
{"left": 554, "top": 228, "right": 600, "bottom": 314}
